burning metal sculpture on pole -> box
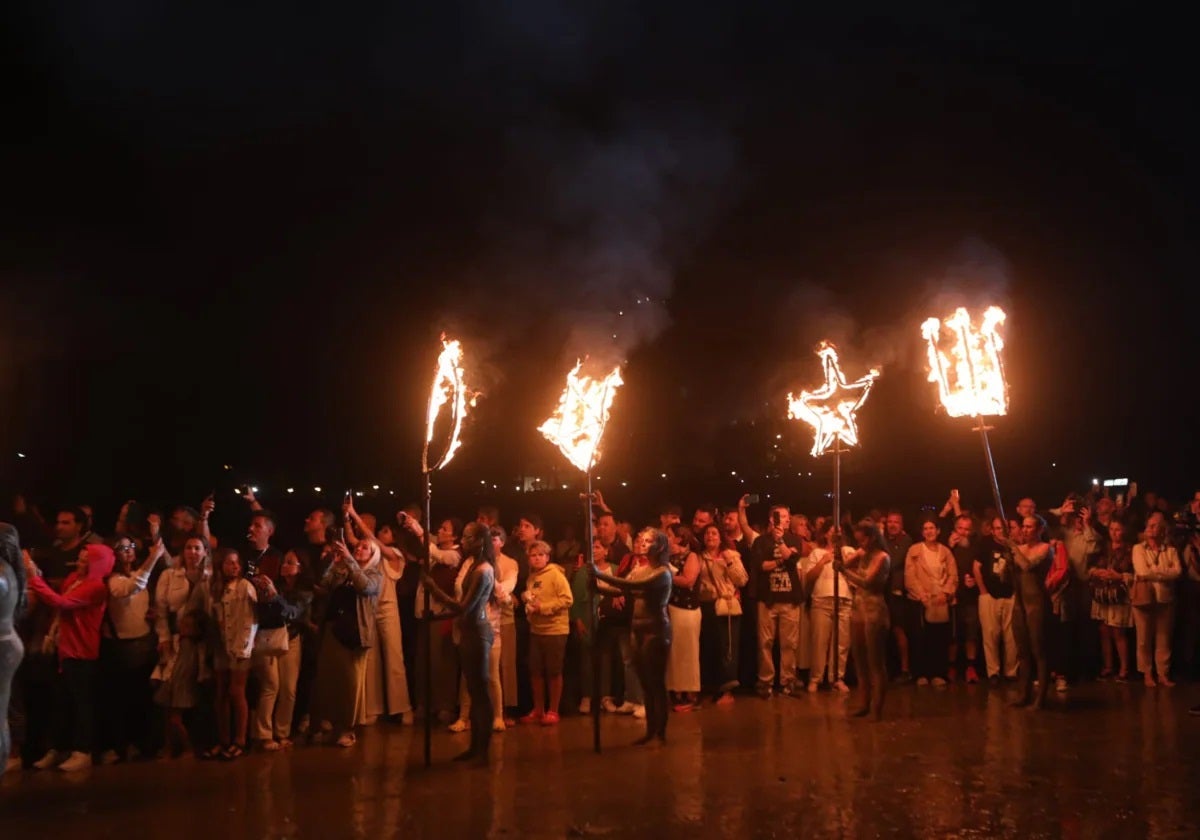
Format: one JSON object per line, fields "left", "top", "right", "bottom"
{"left": 787, "top": 342, "right": 879, "bottom": 687}
{"left": 538, "top": 359, "right": 623, "bottom": 754}
{"left": 421, "top": 335, "right": 474, "bottom": 767}
{"left": 921, "top": 306, "right": 1009, "bottom": 518}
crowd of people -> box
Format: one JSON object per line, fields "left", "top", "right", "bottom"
{"left": 1, "top": 482, "right": 1198, "bottom": 774}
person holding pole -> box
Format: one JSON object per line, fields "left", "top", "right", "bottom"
{"left": 590, "top": 528, "right": 673, "bottom": 747}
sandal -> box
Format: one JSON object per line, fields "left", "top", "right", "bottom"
{"left": 221, "top": 744, "right": 246, "bottom": 761}
{"left": 200, "top": 745, "right": 226, "bottom": 761}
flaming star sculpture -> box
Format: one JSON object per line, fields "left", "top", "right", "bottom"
{"left": 920, "top": 306, "right": 1008, "bottom": 418}
{"left": 422, "top": 335, "right": 476, "bottom": 473}
{"left": 538, "top": 360, "right": 624, "bottom": 473}
{"left": 787, "top": 342, "right": 880, "bottom": 457}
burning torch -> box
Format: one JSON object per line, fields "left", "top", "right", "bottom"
{"left": 787, "top": 341, "right": 879, "bottom": 686}
{"left": 538, "top": 359, "right": 623, "bottom": 754}
{"left": 921, "top": 306, "right": 1009, "bottom": 519}
{"left": 421, "top": 334, "right": 475, "bottom": 766}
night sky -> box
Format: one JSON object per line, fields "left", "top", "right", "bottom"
{"left": 3, "top": 5, "right": 1196, "bottom": 523}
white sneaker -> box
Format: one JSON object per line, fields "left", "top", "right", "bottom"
{"left": 1055, "top": 676, "right": 1069, "bottom": 693}
{"left": 833, "top": 680, "right": 850, "bottom": 694}
{"left": 100, "top": 749, "right": 121, "bottom": 766}
{"left": 931, "top": 677, "right": 947, "bottom": 688}
{"left": 578, "top": 697, "right": 591, "bottom": 714}
{"left": 57, "top": 751, "right": 93, "bottom": 772}
{"left": 448, "top": 718, "right": 470, "bottom": 733}
{"left": 32, "top": 750, "right": 63, "bottom": 770}
{"left": 601, "top": 697, "right": 619, "bottom": 713}
{"left": 615, "top": 702, "right": 637, "bottom": 715}
{"left": 631, "top": 704, "right": 646, "bottom": 720}
{"left": 916, "top": 677, "right": 930, "bottom": 686}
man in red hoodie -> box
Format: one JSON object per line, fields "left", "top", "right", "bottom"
{"left": 25, "top": 542, "right": 114, "bottom": 771}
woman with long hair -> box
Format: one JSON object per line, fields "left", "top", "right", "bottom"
{"left": 345, "top": 501, "right": 414, "bottom": 725}
{"left": 153, "top": 535, "right": 210, "bottom": 757}
{"left": 1010, "top": 515, "right": 1051, "bottom": 709}
{"left": 1131, "top": 512, "right": 1182, "bottom": 687}
{"left": 1090, "top": 520, "right": 1135, "bottom": 680}
{"left": 665, "top": 523, "right": 702, "bottom": 712}
{"left": 904, "top": 518, "right": 957, "bottom": 687}
{"left": 834, "top": 521, "right": 891, "bottom": 720}
{"left": 201, "top": 547, "right": 258, "bottom": 760}
{"left": 99, "top": 523, "right": 166, "bottom": 764}
{"left": 696, "top": 523, "right": 747, "bottom": 706}
{"left": 590, "top": 528, "right": 673, "bottom": 746}
{"left": 421, "top": 522, "right": 497, "bottom": 763}
{"left": 1, "top": 523, "right": 27, "bottom": 776}
{"left": 311, "top": 538, "right": 382, "bottom": 747}
{"left": 250, "top": 550, "right": 312, "bottom": 750}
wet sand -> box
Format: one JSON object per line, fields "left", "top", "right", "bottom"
{"left": 4, "top": 680, "right": 1199, "bottom": 838}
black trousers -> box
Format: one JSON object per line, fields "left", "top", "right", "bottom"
{"left": 99, "top": 635, "right": 157, "bottom": 755}
{"left": 915, "top": 621, "right": 950, "bottom": 680}
{"left": 54, "top": 658, "right": 99, "bottom": 754}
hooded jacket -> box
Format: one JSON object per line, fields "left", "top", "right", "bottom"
{"left": 28, "top": 543, "right": 115, "bottom": 662}
{"left": 320, "top": 543, "right": 382, "bottom": 648}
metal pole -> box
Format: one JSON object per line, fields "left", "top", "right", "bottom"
{"left": 422, "top": 469, "right": 432, "bottom": 768}
{"left": 976, "top": 422, "right": 1006, "bottom": 521}
{"left": 831, "top": 444, "right": 841, "bottom": 686}
{"left": 585, "top": 472, "right": 601, "bottom": 754}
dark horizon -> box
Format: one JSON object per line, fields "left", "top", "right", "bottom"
{"left": 3, "top": 5, "right": 1196, "bottom": 518}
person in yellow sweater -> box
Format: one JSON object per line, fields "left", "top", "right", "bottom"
{"left": 520, "top": 541, "right": 573, "bottom": 725}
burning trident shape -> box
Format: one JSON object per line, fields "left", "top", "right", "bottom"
{"left": 921, "top": 306, "right": 1010, "bottom": 519}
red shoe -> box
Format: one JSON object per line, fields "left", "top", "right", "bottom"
{"left": 965, "top": 666, "right": 980, "bottom": 684}
{"left": 519, "top": 711, "right": 544, "bottom": 725}
{"left": 672, "top": 702, "right": 694, "bottom": 713}
{"left": 541, "top": 712, "right": 560, "bottom": 726}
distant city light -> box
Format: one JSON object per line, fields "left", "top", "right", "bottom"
{"left": 372, "top": 484, "right": 380, "bottom": 490}
{"left": 314, "top": 486, "right": 322, "bottom": 493}
{"left": 286, "top": 488, "right": 295, "bottom": 494}
{"left": 16, "top": 452, "right": 25, "bottom": 459}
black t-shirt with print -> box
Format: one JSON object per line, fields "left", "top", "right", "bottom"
{"left": 976, "top": 537, "right": 1015, "bottom": 600}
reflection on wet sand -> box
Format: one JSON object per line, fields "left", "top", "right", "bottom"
{"left": 3, "top": 681, "right": 1200, "bottom": 838}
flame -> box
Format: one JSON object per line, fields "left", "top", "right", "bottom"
{"left": 538, "top": 360, "right": 624, "bottom": 473}
{"left": 423, "top": 336, "right": 475, "bottom": 473}
{"left": 921, "top": 306, "right": 1008, "bottom": 418}
{"left": 787, "top": 342, "right": 879, "bottom": 457}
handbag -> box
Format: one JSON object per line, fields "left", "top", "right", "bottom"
{"left": 714, "top": 595, "right": 741, "bottom": 617}
{"left": 254, "top": 625, "right": 289, "bottom": 657}
{"left": 705, "top": 556, "right": 741, "bottom": 616}
{"left": 1130, "top": 580, "right": 1157, "bottom": 608}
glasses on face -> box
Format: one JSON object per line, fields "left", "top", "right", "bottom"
{"left": 115, "top": 543, "right": 136, "bottom": 552}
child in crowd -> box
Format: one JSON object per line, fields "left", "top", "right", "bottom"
{"left": 520, "top": 541, "right": 573, "bottom": 725}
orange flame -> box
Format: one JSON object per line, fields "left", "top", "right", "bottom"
{"left": 921, "top": 306, "right": 1008, "bottom": 418}
{"left": 538, "top": 360, "right": 624, "bottom": 473}
{"left": 423, "top": 336, "right": 475, "bottom": 473}
{"left": 787, "top": 342, "right": 879, "bottom": 457}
